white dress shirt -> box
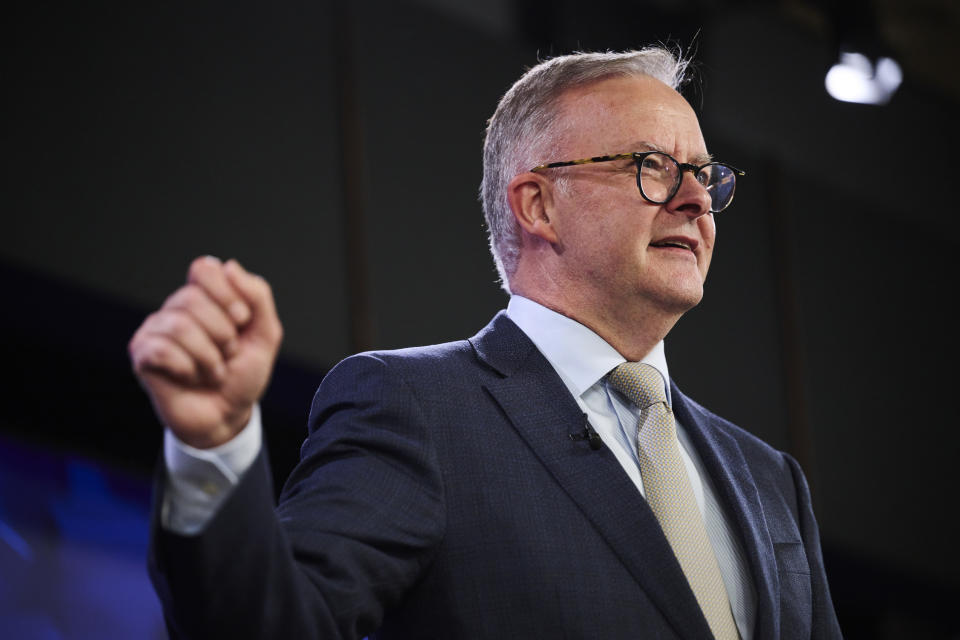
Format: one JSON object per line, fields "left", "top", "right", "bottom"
{"left": 164, "top": 296, "right": 755, "bottom": 637}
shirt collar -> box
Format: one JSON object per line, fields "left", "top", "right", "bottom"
{"left": 506, "top": 295, "right": 671, "bottom": 403}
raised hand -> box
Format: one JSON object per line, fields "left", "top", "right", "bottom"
{"left": 129, "top": 256, "right": 283, "bottom": 448}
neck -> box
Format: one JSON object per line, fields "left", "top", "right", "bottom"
{"left": 511, "top": 271, "right": 682, "bottom": 362}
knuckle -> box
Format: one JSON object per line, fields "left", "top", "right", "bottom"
{"left": 152, "top": 341, "right": 192, "bottom": 376}
{"left": 247, "top": 276, "right": 268, "bottom": 301}
{"left": 127, "top": 334, "right": 142, "bottom": 360}
{"left": 188, "top": 255, "right": 218, "bottom": 283}
{"left": 129, "top": 346, "right": 143, "bottom": 372}
{"left": 173, "top": 284, "right": 213, "bottom": 315}
{"left": 163, "top": 284, "right": 193, "bottom": 310}
{"left": 132, "top": 339, "right": 165, "bottom": 375}
{"left": 177, "top": 284, "right": 203, "bottom": 307}
{"left": 257, "top": 274, "right": 272, "bottom": 294}
{"left": 165, "top": 310, "right": 194, "bottom": 337}
{"left": 147, "top": 338, "right": 170, "bottom": 363}
{"left": 139, "top": 312, "right": 164, "bottom": 335}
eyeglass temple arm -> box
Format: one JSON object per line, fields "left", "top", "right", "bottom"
{"left": 530, "top": 153, "right": 636, "bottom": 172}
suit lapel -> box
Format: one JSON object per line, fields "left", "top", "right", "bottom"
{"left": 671, "top": 386, "right": 781, "bottom": 640}
{"left": 470, "top": 313, "right": 714, "bottom": 640}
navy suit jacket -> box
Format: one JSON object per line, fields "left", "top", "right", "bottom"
{"left": 150, "top": 312, "right": 842, "bottom": 639}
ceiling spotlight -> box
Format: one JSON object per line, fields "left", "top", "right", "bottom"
{"left": 825, "top": 51, "right": 903, "bottom": 105}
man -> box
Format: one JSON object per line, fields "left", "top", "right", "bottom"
{"left": 130, "top": 48, "right": 842, "bottom": 639}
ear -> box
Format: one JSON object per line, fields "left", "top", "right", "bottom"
{"left": 506, "top": 172, "right": 559, "bottom": 245}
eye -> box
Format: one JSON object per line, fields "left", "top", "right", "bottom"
{"left": 639, "top": 153, "right": 669, "bottom": 175}
{"left": 696, "top": 165, "right": 714, "bottom": 186}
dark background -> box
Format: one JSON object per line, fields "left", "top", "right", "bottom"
{"left": 3, "top": 0, "right": 958, "bottom": 637}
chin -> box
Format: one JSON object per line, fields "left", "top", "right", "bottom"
{"left": 648, "top": 275, "right": 704, "bottom": 312}
{"left": 668, "top": 291, "right": 704, "bottom": 313}
{"left": 640, "top": 289, "right": 702, "bottom": 317}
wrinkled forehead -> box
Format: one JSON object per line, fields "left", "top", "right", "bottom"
{"left": 549, "top": 74, "right": 707, "bottom": 159}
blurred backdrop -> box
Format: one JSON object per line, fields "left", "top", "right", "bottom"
{"left": 3, "top": 0, "right": 958, "bottom": 637}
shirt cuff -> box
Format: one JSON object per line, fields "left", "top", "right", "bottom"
{"left": 161, "top": 405, "right": 263, "bottom": 535}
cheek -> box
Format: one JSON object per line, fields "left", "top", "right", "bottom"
{"left": 698, "top": 214, "right": 716, "bottom": 273}
{"left": 699, "top": 213, "right": 716, "bottom": 245}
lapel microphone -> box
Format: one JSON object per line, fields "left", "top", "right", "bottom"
{"left": 568, "top": 414, "right": 602, "bottom": 450}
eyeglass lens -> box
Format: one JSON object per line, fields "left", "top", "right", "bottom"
{"left": 637, "top": 152, "right": 737, "bottom": 212}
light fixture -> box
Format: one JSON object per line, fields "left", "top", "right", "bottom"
{"left": 825, "top": 51, "right": 902, "bottom": 105}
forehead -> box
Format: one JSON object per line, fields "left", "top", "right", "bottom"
{"left": 552, "top": 74, "right": 706, "bottom": 160}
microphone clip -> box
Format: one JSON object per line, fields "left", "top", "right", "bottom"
{"left": 568, "top": 415, "right": 602, "bottom": 450}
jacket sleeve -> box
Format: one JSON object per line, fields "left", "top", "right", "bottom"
{"left": 148, "top": 353, "right": 446, "bottom": 639}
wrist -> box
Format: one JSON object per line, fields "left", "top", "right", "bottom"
{"left": 181, "top": 405, "right": 252, "bottom": 449}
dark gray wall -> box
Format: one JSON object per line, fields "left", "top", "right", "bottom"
{"left": 4, "top": 1, "right": 958, "bottom": 636}
{"left": 5, "top": 1, "right": 351, "bottom": 365}
{"left": 352, "top": 2, "right": 519, "bottom": 349}
{"left": 698, "top": 9, "right": 959, "bottom": 590}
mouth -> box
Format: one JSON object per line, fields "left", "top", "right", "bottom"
{"left": 650, "top": 236, "right": 698, "bottom": 253}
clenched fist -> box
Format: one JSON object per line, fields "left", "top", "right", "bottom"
{"left": 129, "top": 256, "right": 283, "bottom": 449}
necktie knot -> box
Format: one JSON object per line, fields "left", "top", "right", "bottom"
{"left": 607, "top": 362, "right": 667, "bottom": 409}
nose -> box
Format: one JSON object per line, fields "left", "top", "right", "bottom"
{"left": 666, "top": 170, "right": 712, "bottom": 219}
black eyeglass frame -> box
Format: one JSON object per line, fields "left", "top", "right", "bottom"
{"left": 530, "top": 151, "right": 746, "bottom": 213}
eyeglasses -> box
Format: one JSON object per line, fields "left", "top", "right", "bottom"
{"left": 530, "top": 151, "right": 746, "bottom": 213}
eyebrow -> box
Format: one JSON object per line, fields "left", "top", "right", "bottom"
{"left": 630, "top": 140, "right": 714, "bottom": 166}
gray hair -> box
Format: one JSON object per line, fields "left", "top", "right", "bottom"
{"left": 480, "top": 47, "right": 691, "bottom": 292}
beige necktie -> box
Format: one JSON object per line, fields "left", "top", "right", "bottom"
{"left": 608, "top": 362, "right": 739, "bottom": 640}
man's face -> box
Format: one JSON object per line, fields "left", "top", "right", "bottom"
{"left": 545, "top": 75, "right": 716, "bottom": 318}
